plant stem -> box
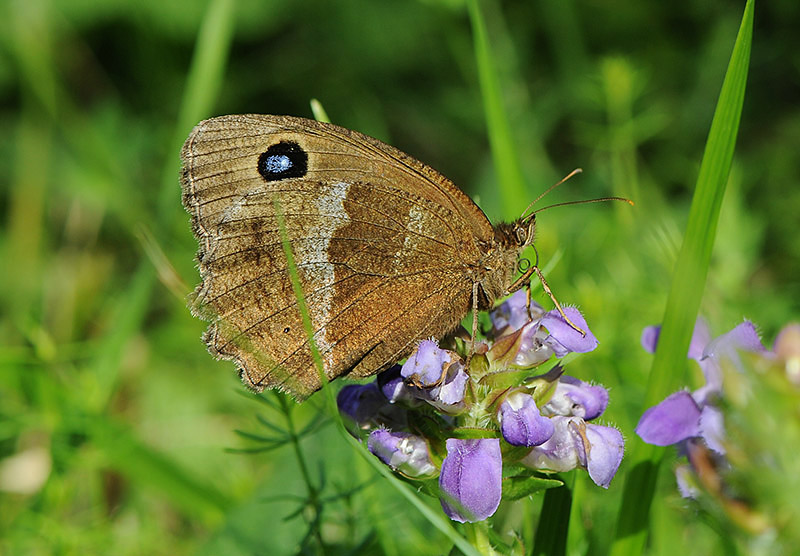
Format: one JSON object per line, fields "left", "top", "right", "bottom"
{"left": 278, "top": 393, "right": 325, "bottom": 552}
{"left": 465, "top": 520, "right": 497, "bottom": 556}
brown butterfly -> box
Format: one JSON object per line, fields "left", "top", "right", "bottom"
{"left": 181, "top": 115, "right": 584, "bottom": 400}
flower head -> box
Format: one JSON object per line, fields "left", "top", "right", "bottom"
{"left": 439, "top": 438, "right": 502, "bottom": 522}
{"left": 636, "top": 320, "right": 766, "bottom": 455}
{"left": 337, "top": 288, "right": 623, "bottom": 522}
{"left": 636, "top": 319, "right": 769, "bottom": 498}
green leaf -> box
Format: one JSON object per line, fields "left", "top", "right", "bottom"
{"left": 502, "top": 474, "right": 564, "bottom": 500}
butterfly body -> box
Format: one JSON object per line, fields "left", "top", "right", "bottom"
{"left": 181, "top": 115, "right": 533, "bottom": 399}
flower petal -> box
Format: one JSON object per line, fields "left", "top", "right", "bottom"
{"left": 696, "top": 320, "right": 766, "bottom": 397}
{"left": 439, "top": 438, "right": 502, "bottom": 522}
{"left": 702, "top": 320, "right": 766, "bottom": 361}
{"left": 487, "top": 319, "right": 554, "bottom": 369}
{"left": 698, "top": 405, "right": 725, "bottom": 455}
{"left": 635, "top": 391, "right": 702, "bottom": 446}
{"left": 675, "top": 464, "right": 699, "bottom": 499}
{"left": 640, "top": 325, "right": 660, "bottom": 354}
{"left": 401, "top": 339, "right": 453, "bottom": 386}
{"left": 688, "top": 319, "right": 712, "bottom": 360}
{"left": 368, "top": 429, "right": 437, "bottom": 479}
{"left": 520, "top": 416, "right": 581, "bottom": 473}
{"left": 541, "top": 307, "right": 598, "bottom": 355}
{"left": 337, "top": 383, "right": 386, "bottom": 427}
{"left": 436, "top": 362, "right": 468, "bottom": 405}
{"left": 543, "top": 375, "right": 609, "bottom": 420}
{"left": 584, "top": 424, "right": 624, "bottom": 488}
{"left": 490, "top": 290, "right": 543, "bottom": 334}
{"left": 499, "top": 393, "right": 555, "bottom": 447}
{"left": 377, "top": 365, "right": 416, "bottom": 404}
{"left": 641, "top": 319, "right": 711, "bottom": 359}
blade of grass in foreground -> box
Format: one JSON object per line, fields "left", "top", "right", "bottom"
{"left": 467, "top": 0, "right": 527, "bottom": 220}
{"left": 610, "top": 1, "right": 753, "bottom": 554}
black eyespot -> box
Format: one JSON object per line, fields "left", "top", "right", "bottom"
{"left": 283, "top": 327, "right": 291, "bottom": 333}
{"left": 258, "top": 141, "right": 308, "bottom": 182}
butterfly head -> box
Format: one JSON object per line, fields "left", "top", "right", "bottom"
{"left": 514, "top": 214, "right": 537, "bottom": 249}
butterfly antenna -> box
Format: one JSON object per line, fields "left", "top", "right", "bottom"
{"left": 520, "top": 168, "right": 584, "bottom": 221}
{"left": 531, "top": 196, "right": 634, "bottom": 215}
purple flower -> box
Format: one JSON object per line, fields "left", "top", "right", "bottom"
{"left": 439, "top": 438, "right": 502, "bottom": 522}
{"left": 635, "top": 391, "right": 701, "bottom": 446}
{"left": 582, "top": 423, "right": 625, "bottom": 488}
{"left": 401, "top": 340, "right": 467, "bottom": 410}
{"left": 337, "top": 383, "right": 387, "bottom": 428}
{"left": 367, "top": 429, "right": 437, "bottom": 479}
{"left": 487, "top": 319, "right": 554, "bottom": 369}
{"left": 541, "top": 307, "right": 599, "bottom": 356}
{"left": 401, "top": 339, "right": 455, "bottom": 386}
{"left": 542, "top": 375, "right": 609, "bottom": 420}
{"left": 490, "top": 290, "right": 544, "bottom": 335}
{"left": 521, "top": 416, "right": 624, "bottom": 488}
{"left": 636, "top": 320, "right": 766, "bottom": 455}
{"left": 499, "top": 392, "right": 555, "bottom": 447}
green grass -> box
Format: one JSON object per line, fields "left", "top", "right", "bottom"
{"left": 0, "top": 0, "right": 796, "bottom": 554}
{"left": 611, "top": 2, "right": 754, "bottom": 553}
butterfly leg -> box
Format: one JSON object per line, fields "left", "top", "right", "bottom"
{"left": 525, "top": 283, "right": 533, "bottom": 317}
{"left": 471, "top": 281, "right": 479, "bottom": 346}
{"left": 507, "top": 262, "right": 586, "bottom": 337}
{"left": 531, "top": 266, "right": 586, "bottom": 337}
{"left": 457, "top": 281, "right": 481, "bottom": 372}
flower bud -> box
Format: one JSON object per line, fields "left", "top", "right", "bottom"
{"left": 439, "top": 438, "right": 502, "bottom": 523}
{"left": 367, "top": 429, "right": 437, "bottom": 479}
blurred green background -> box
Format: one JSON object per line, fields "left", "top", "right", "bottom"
{"left": 1, "top": 0, "right": 797, "bottom": 554}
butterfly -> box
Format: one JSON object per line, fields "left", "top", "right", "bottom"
{"left": 181, "top": 115, "right": 589, "bottom": 400}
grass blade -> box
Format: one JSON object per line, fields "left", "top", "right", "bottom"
{"left": 610, "top": 1, "right": 754, "bottom": 553}
{"left": 467, "top": 0, "right": 527, "bottom": 219}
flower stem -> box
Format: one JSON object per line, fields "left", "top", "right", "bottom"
{"left": 277, "top": 392, "right": 325, "bottom": 551}
{"left": 464, "top": 520, "right": 497, "bottom": 556}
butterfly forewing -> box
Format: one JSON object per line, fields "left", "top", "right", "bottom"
{"left": 181, "top": 115, "right": 493, "bottom": 399}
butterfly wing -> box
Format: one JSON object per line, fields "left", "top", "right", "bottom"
{"left": 181, "top": 115, "right": 495, "bottom": 399}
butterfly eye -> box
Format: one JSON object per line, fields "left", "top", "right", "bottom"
{"left": 258, "top": 141, "right": 308, "bottom": 182}
{"left": 515, "top": 227, "right": 527, "bottom": 245}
